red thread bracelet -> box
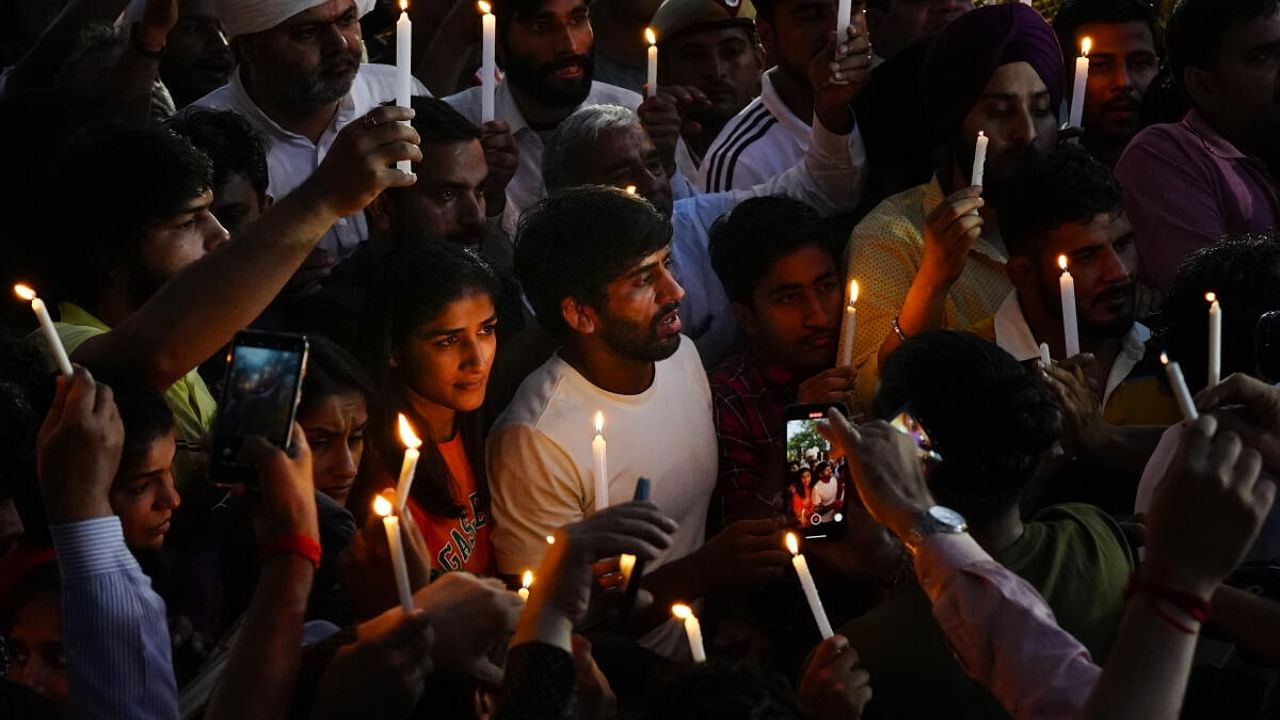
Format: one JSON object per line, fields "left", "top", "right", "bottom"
{"left": 1124, "top": 572, "right": 1212, "bottom": 634}
{"left": 260, "top": 534, "right": 322, "bottom": 570}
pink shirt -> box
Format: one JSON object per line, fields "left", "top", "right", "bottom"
{"left": 1115, "top": 110, "right": 1280, "bottom": 291}
{"left": 916, "top": 533, "right": 1102, "bottom": 720}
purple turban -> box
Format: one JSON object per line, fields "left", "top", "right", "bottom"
{"left": 920, "top": 3, "right": 1064, "bottom": 141}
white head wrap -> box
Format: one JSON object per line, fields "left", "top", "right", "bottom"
{"left": 213, "top": 0, "right": 378, "bottom": 39}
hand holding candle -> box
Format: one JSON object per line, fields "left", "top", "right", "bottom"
{"left": 592, "top": 412, "right": 609, "bottom": 511}
{"left": 786, "top": 532, "right": 834, "bottom": 638}
{"left": 374, "top": 494, "right": 416, "bottom": 613}
{"left": 970, "top": 131, "right": 988, "bottom": 188}
{"left": 1207, "top": 292, "right": 1222, "bottom": 387}
{"left": 836, "top": 280, "right": 859, "bottom": 368}
{"left": 672, "top": 603, "right": 707, "bottom": 662}
{"left": 479, "top": 1, "right": 496, "bottom": 122}
{"left": 645, "top": 28, "right": 658, "bottom": 98}
{"left": 1069, "top": 37, "right": 1091, "bottom": 131}
{"left": 395, "top": 414, "right": 423, "bottom": 511}
{"left": 13, "top": 284, "right": 73, "bottom": 377}
{"left": 1058, "top": 256, "right": 1080, "bottom": 358}
{"left": 395, "top": 0, "right": 413, "bottom": 173}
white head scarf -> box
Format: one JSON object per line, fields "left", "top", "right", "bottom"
{"left": 213, "top": 0, "right": 378, "bottom": 39}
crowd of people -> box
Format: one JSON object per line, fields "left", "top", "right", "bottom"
{"left": 0, "top": 0, "right": 1278, "bottom": 718}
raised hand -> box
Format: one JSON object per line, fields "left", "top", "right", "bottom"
{"left": 697, "top": 517, "right": 792, "bottom": 589}
{"left": 301, "top": 106, "right": 421, "bottom": 219}
{"left": 920, "top": 187, "right": 984, "bottom": 288}
{"left": 415, "top": 571, "right": 523, "bottom": 686}
{"left": 638, "top": 85, "right": 711, "bottom": 175}
{"left": 311, "top": 605, "right": 435, "bottom": 720}
{"left": 798, "top": 635, "right": 873, "bottom": 720}
{"left": 811, "top": 23, "right": 873, "bottom": 135}
{"left": 37, "top": 368, "right": 123, "bottom": 524}
{"left": 480, "top": 121, "right": 519, "bottom": 214}
{"left": 797, "top": 366, "right": 856, "bottom": 406}
{"left": 1196, "top": 373, "right": 1280, "bottom": 476}
{"left": 238, "top": 428, "right": 319, "bottom": 547}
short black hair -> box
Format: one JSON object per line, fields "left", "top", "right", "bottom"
{"left": 997, "top": 143, "right": 1123, "bottom": 259}
{"left": 708, "top": 197, "right": 829, "bottom": 304}
{"left": 1156, "top": 235, "right": 1280, "bottom": 393}
{"left": 40, "top": 121, "right": 212, "bottom": 305}
{"left": 88, "top": 370, "right": 175, "bottom": 472}
{"left": 1053, "top": 0, "right": 1163, "bottom": 66}
{"left": 874, "top": 331, "right": 1062, "bottom": 527}
{"left": 514, "top": 186, "right": 672, "bottom": 336}
{"left": 1167, "top": 0, "right": 1280, "bottom": 93}
{"left": 409, "top": 95, "right": 482, "bottom": 144}
{"left": 298, "top": 336, "right": 377, "bottom": 421}
{"left": 166, "top": 109, "right": 269, "bottom": 201}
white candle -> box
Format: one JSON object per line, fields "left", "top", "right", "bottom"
{"left": 786, "top": 532, "right": 834, "bottom": 638}
{"left": 671, "top": 604, "right": 706, "bottom": 662}
{"left": 592, "top": 412, "right": 609, "bottom": 511}
{"left": 1069, "top": 37, "right": 1091, "bottom": 130}
{"left": 836, "top": 279, "right": 859, "bottom": 367}
{"left": 1039, "top": 342, "right": 1052, "bottom": 367}
{"left": 13, "top": 284, "right": 73, "bottom": 377}
{"left": 395, "top": 414, "right": 423, "bottom": 512}
{"left": 517, "top": 570, "right": 533, "bottom": 602}
{"left": 970, "top": 131, "right": 988, "bottom": 188}
{"left": 645, "top": 28, "right": 658, "bottom": 98}
{"left": 837, "top": 0, "right": 852, "bottom": 41}
{"left": 1161, "top": 352, "right": 1200, "bottom": 422}
{"left": 1206, "top": 292, "right": 1222, "bottom": 387}
{"left": 395, "top": 1, "right": 413, "bottom": 174}
{"left": 1058, "top": 256, "right": 1080, "bottom": 358}
{"left": 375, "top": 494, "right": 415, "bottom": 612}
{"left": 479, "top": 1, "right": 496, "bottom": 123}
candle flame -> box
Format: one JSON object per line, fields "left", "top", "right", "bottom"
{"left": 546, "top": 534, "right": 556, "bottom": 544}
{"left": 1057, "top": 255, "right": 1069, "bottom": 272}
{"left": 672, "top": 603, "right": 693, "bottom": 620}
{"left": 1205, "top": 292, "right": 1217, "bottom": 304}
{"left": 398, "top": 414, "right": 423, "bottom": 449}
{"left": 645, "top": 27, "right": 657, "bottom": 46}
{"left": 978, "top": 130, "right": 985, "bottom": 139}
{"left": 594, "top": 411, "right": 604, "bottom": 434}
{"left": 521, "top": 570, "right": 533, "bottom": 589}
{"left": 477, "top": 0, "right": 491, "bottom": 13}
{"left": 785, "top": 531, "right": 799, "bottom": 555}
{"left": 13, "top": 283, "right": 35, "bottom": 301}
{"left": 1160, "top": 351, "right": 1171, "bottom": 366}
{"left": 625, "top": 185, "right": 637, "bottom": 195}
{"left": 373, "top": 494, "right": 394, "bottom": 517}
{"left": 1081, "top": 37, "right": 1092, "bottom": 56}
{"left": 619, "top": 553, "right": 636, "bottom": 580}
{"left": 848, "top": 279, "right": 860, "bottom": 306}
{"left": 400, "top": 0, "right": 408, "bottom": 11}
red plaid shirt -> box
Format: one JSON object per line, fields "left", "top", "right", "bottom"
{"left": 707, "top": 349, "right": 799, "bottom": 532}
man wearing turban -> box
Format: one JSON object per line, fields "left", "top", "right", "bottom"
{"left": 190, "top": 0, "right": 429, "bottom": 261}
{"left": 842, "top": 2, "right": 1063, "bottom": 408}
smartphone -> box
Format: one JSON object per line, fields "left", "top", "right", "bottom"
{"left": 1255, "top": 310, "right": 1280, "bottom": 383}
{"left": 209, "top": 331, "right": 310, "bottom": 486}
{"left": 889, "top": 406, "right": 943, "bottom": 464}
{"left": 621, "top": 477, "right": 651, "bottom": 617}
{"left": 785, "top": 403, "right": 849, "bottom": 540}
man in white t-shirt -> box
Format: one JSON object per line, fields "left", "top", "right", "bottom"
{"left": 193, "top": 0, "right": 429, "bottom": 260}
{"left": 701, "top": 0, "right": 871, "bottom": 193}
{"left": 488, "top": 186, "right": 792, "bottom": 659}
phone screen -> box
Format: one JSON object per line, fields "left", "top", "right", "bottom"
{"left": 785, "top": 406, "right": 848, "bottom": 538}
{"left": 213, "top": 337, "right": 308, "bottom": 477}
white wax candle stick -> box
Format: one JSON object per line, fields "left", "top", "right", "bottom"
{"left": 1207, "top": 292, "right": 1222, "bottom": 387}
{"left": 786, "top": 533, "right": 834, "bottom": 638}
{"left": 14, "top": 285, "right": 73, "bottom": 377}
{"left": 1069, "top": 38, "right": 1091, "bottom": 130}
{"left": 672, "top": 604, "right": 706, "bottom": 663}
{"left": 970, "top": 131, "right": 988, "bottom": 188}
{"left": 1058, "top": 256, "right": 1080, "bottom": 358}
{"left": 836, "top": 279, "right": 859, "bottom": 367}
{"left": 375, "top": 495, "right": 416, "bottom": 613}
{"left": 395, "top": 414, "right": 423, "bottom": 512}
{"left": 645, "top": 28, "right": 658, "bottom": 98}
{"left": 1161, "top": 353, "right": 1199, "bottom": 422}
{"left": 1039, "top": 342, "right": 1052, "bottom": 367}
{"left": 479, "top": 1, "right": 496, "bottom": 123}
{"left": 396, "top": 1, "right": 413, "bottom": 173}
{"left": 592, "top": 412, "right": 609, "bottom": 511}
{"left": 837, "top": 0, "right": 852, "bottom": 40}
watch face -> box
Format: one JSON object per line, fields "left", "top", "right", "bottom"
{"left": 929, "top": 506, "right": 966, "bottom": 529}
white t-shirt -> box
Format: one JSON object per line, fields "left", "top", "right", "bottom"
{"left": 486, "top": 337, "right": 717, "bottom": 657}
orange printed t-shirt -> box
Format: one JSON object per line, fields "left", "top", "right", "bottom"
{"left": 407, "top": 435, "right": 494, "bottom": 576}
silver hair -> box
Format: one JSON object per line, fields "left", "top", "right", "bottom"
{"left": 542, "top": 104, "right": 642, "bottom": 192}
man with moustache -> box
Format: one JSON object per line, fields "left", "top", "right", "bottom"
{"left": 1052, "top": 0, "right": 1162, "bottom": 168}
{"left": 193, "top": 0, "right": 428, "bottom": 260}
{"left": 445, "top": 0, "right": 641, "bottom": 231}
{"left": 844, "top": 3, "right": 1063, "bottom": 408}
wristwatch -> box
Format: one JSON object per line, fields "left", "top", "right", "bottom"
{"left": 905, "top": 505, "right": 967, "bottom": 554}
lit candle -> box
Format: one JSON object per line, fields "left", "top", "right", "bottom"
{"left": 1058, "top": 256, "right": 1080, "bottom": 358}
{"left": 619, "top": 553, "right": 637, "bottom": 585}
{"left": 645, "top": 28, "right": 658, "bottom": 98}
{"left": 395, "top": 414, "right": 423, "bottom": 512}
{"left": 1206, "top": 292, "right": 1221, "bottom": 387}
{"left": 374, "top": 494, "right": 415, "bottom": 613}
{"left": 1069, "top": 37, "right": 1091, "bottom": 130}
{"left": 836, "top": 0, "right": 852, "bottom": 41}
{"left": 970, "top": 131, "right": 988, "bottom": 188}
{"left": 546, "top": 534, "right": 556, "bottom": 545}
{"left": 517, "top": 570, "right": 533, "bottom": 602}
{"left": 396, "top": 1, "right": 413, "bottom": 174}
{"left": 1039, "top": 342, "right": 1052, "bottom": 367}
{"left": 592, "top": 412, "right": 609, "bottom": 512}
{"left": 13, "top": 284, "right": 73, "bottom": 377}
{"left": 1161, "top": 352, "right": 1199, "bottom": 422}
{"left": 478, "top": 1, "right": 496, "bottom": 123}
{"left": 786, "top": 532, "right": 834, "bottom": 638}
{"left": 625, "top": 185, "right": 637, "bottom": 195}
{"left": 671, "top": 604, "right": 706, "bottom": 663}
{"left": 836, "top": 279, "right": 859, "bottom": 367}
